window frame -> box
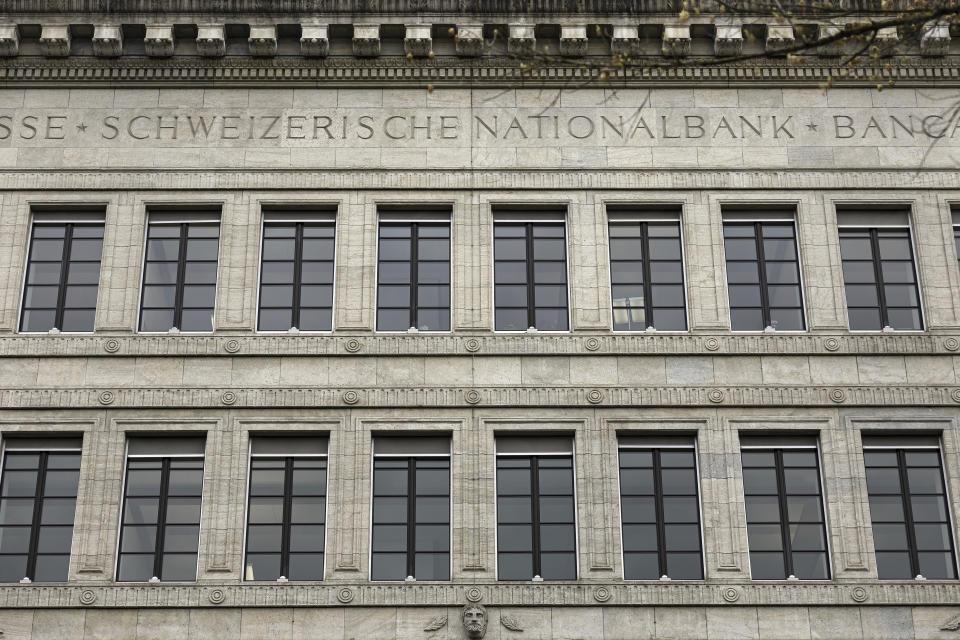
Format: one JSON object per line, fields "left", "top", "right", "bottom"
{"left": 837, "top": 220, "right": 925, "bottom": 333}
{"left": 494, "top": 438, "right": 579, "bottom": 581}
{"left": 740, "top": 441, "right": 832, "bottom": 581}
{"left": 491, "top": 215, "right": 572, "bottom": 333}
{"left": 954, "top": 224, "right": 960, "bottom": 275}
{"left": 0, "top": 441, "right": 82, "bottom": 583}
{"left": 864, "top": 443, "right": 958, "bottom": 580}
{"left": 722, "top": 217, "right": 807, "bottom": 333}
{"left": 368, "top": 440, "right": 452, "bottom": 582}
{"left": 606, "top": 213, "right": 689, "bottom": 333}
{"left": 18, "top": 218, "right": 105, "bottom": 334}
{"left": 114, "top": 446, "right": 205, "bottom": 583}
{"left": 136, "top": 215, "right": 221, "bottom": 334}
{"left": 254, "top": 213, "right": 338, "bottom": 334}
{"left": 616, "top": 439, "right": 704, "bottom": 581}
{"left": 242, "top": 441, "right": 328, "bottom": 582}
{"left": 374, "top": 215, "right": 453, "bottom": 333}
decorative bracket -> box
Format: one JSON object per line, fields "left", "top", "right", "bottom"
{"left": 507, "top": 23, "right": 535, "bottom": 56}
{"left": 92, "top": 25, "right": 122, "bottom": 57}
{"left": 39, "top": 24, "right": 70, "bottom": 57}
{"left": 353, "top": 24, "right": 381, "bottom": 57}
{"left": 196, "top": 24, "right": 225, "bottom": 57}
{"left": 559, "top": 25, "right": 587, "bottom": 57}
{"left": 404, "top": 24, "right": 432, "bottom": 57}
{"left": 0, "top": 24, "right": 19, "bottom": 57}
{"left": 300, "top": 23, "right": 329, "bottom": 57}
{"left": 248, "top": 25, "right": 277, "bottom": 57}
{"left": 144, "top": 25, "right": 174, "bottom": 57}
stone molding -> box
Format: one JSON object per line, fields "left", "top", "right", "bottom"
{"left": 0, "top": 333, "right": 957, "bottom": 357}
{"left": 1, "top": 581, "right": 959, "bottom": 608}
{"left": 2, "top": 385, "right": 959, "bottom": 409}
{"left": 1, "top": 169, "right": 960, "bottom": 192}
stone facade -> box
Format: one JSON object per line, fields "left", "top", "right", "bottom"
{"left": 2, "top": 1, "right": 960, "bottom": 638}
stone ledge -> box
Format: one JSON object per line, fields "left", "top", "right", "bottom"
{"left": 0, "top": 581, "right": 958, "bottom": 608}
{"left": 0, "top": 333, "right": 957, "bottom": 358}
{"left": 0, "top": 384, "right": 958, "bottom": 409}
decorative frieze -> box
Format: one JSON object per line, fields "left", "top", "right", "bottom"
{"left": 0, "top": 24, "right": 20, "bottom": 57}
{"left": 143, "top": 25, "right": 174, "bottom": 57}
{"left": 610, "top": 25, "right": 639, "bottom": 56}
{"left": 714, "top": 24, "right": 742, "bottom": 57}
{"left": 507, "top": 23, "right": 535, "bottom": 56}
{"left": 196, "top": 24, "right": 226, "bottom": 57}
{"left": 91, "top": 25, "right": 123, "bottom": 57}
{"left": 248, "top": 25, "right": 277, "bottom": 57}
{"left": 39, "top": 25, "right": 71, "bottom": 57}
{"left": 353, "top": 24, "right": 381, "bottom": 57}
{"left": 765, "top": 24, "right": 795, "bottom": 54}
{"left": 455, "top": 24, "right": 483, "bottom": 56}
{"left": 300, "top": 23, "right": 329, "bottom": 57}
{"left": 404, "top": 24, "right": 432, "bottom": 57}
{"left": 662, "top": 24, "right": 690, "bottom": 57}
{"left": 559, "top": 25, "right": 587, "bottom": 57}
{"left": 921, "top": 22, "right": 950, "bottom": 57}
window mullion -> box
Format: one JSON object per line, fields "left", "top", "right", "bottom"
{"left": 652, "top": 449, "right": 667, "bottom": 578}
{"left": 156, "top": 458, "right": 171, "bottom": 579}
{"left": 281, "top": 457, "right": 294, "bottom": 578}
{"left": 531, "top": 456, "right": 541, "bottom": 577}
{"left": 410, "top": 225, "right": 419, "bottom": 330}
{"left": 641, "top": 224, "right": 654, "bottom": 330}
{"left": 292, "top": 224, "right": 304, "bottom": 330}
{"left": 54, "top": 225, "right": 73, "bottom": 330}
{"left": 870, "top": 229, "right": 890, "bottom": 328}
{"left": 774, "top": 450, "right": 793, "bottom": 577}
{"left": 898, "top": 450, "right": 920, "bottom": 577}
{"left": 407, "top": 457, "right": 417, "bottom": 579}
{"left": 26, "top": 452, "right": 48, "bottom": 580}
{"left": 173, "top": 225, "right": 188, "bottom": 329}
{"left": 755, "top": 223, "right": 771, "bottom": 328}
{"left": 526, "top": 224, "right": 536, "bottom": 329}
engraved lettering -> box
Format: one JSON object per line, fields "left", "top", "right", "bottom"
{"left": 739, "top": 115, "right": 762, "bottom": 137}
{"left": 287, "top": 115, "right": 305, "bottom": 139}
{"left": 713, "top": 116, "right": 737, "bottom": 139}
{"left": 409, "top": 115, "right": 431, "bottom": 139}
{"left": 834, "top": 115, "right": 855, "bottom": 138}
{"left": 440, "top": 115, "right": 459, "bottom": 139}
{"left": 861, "top": 116, "right": 887, "bottom": 139}
{"left": 922, "top": 115, "right": 946, "bottom": 138}
{"left": 772, "top": 115, "right": 794, "bottom": 139}
{"left": 313, "top": 115, "right": 333, "bottom": 140}
{"left": 0, "top": 115, "right": 10, "bottom": 140}
{"left": 156, "top": 115, "right": 177, "bottom": 140}
{"left": 127, "top": 115, "right": 151, "bottom": 140}
{"left": 222, "top": 115, "right": 240, "bottom": 139}
{"left": 260, "top": 115, "right": 281, "bottom": 140}
{"left": 186, "top": 115, "right": 217, "bottom": 138}
{"left": 101, "top": 115, "right": 119, "bottom": 140}
{"left": 505, "top": 116, "right": 528, "bottom": 139}
{"left": 357, "top": 115, "right": 374, "bottom": 140}
{"left": 474, "top": 115, "right": 497, "bottom": 138}
{"left": 20, "top": 115, "right": 37, "bottom": 140}
{"left": 45, "top": 115, "right": 66, "bottom": 140}
{"left": 660, "top": 115, "right": 680, "bottom": 139}
{"left": 629, "top": 116, "right": 654, "bottom": 139}
{"left": 568, "top": 115, "right": 594, "bottom": 139}
{"left": 600, "top": 115, "right": 623, "bottom": 139}
{"left": 889, "top": 115, "right": 914, "bottom": 138}
{"left": 384, "top": 115, "right": 406, "bottom": 139}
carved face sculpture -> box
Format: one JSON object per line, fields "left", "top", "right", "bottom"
{"left": 462, "top": 604, "right": 487, "bottom": 638}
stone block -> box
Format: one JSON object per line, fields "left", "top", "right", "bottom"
{"left": 196, "top": 24, "right": 225, "bottom": 57}
{"left": 817, "top": 24, "right": 844, "bottom": 57}
{"left": 248, "top": 25, "right": 277, "bottom": 57}
{"left": 553, "top": 606, "right": 602, "bottom": 639}
{"left": 603, "top": 607, "right": 655, "bottom": 639}
{"left": 857, "top": 606, "right": 914, "bottom": 639}
{"left": 344, "top": 607, "right": 397, "bottom": 640}
{"left": 354, "top": 24, "right": 381, "bottom": 57}
{"left": 655, "top": 606, "right": 706, "bottom": 639}
{"left": 92, "top": 25, "right": 122, "bottom": 57}
{"left": 39, "top": 25, "right": 70, "bottom": 57}
{"left": 136, "top": 609, "right": 190, "bottom": 640}
{"left": 240, "top": 607, "right": 293, "bottom": 639}
{"left": 662, "top": 24, "right": 691, "bottom": 57}
{"left": 766, "top": 24, "right": 795, "bottom": 54}
{"left": 559, "top": 25, "right": 588, "bottom": 57}
{"left": 144, "top": 25, "right": 174, "bottom": 57}
{"left": 84, "top": 609, "right": 138, "bottom": 640}
{"left": 188, "top": 608, "right": 241, "bottom": 639}
{"left": 31, "top": 609, "right": 85, "bottom": 640}
{"left": 508, "top": 24, "right": 535, "bottom": 56}
{"left": 757, "top": 607, "right": 811, "bottom": 639}
{"left": 611, "top": 25, "right": 639, "bottom": 56}
{"left": 404, "top": 24, "right": 432, "bottom": 57}
{"left": 715, "top": 24, "right": 742, "bottom": 56}
{"left": 921, "top": 23, "right": 950, "bottom": 57}
{"left": 666, "top": 356, "right": 714, "bottom": 384}
{"left": 808, "top": 606, "right": 862, "bottom": 639}
{"left": 705, "top": 607, "right": 759, "bottom": 639}
{"left": 0, "top": 24, "right": 19, "bottom": 57}
{"left": 456, "top": 24, "right": 483, "bottom": 57}
{"left": 300, "top": 24, "right": 329, "bottom": 57}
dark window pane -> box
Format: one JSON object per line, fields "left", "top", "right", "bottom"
{"left": 416, "top": 469, "right": 449, "bottom": 495}
{"left": 415, "top": 525, "right": 449, "bottom": 552}
{"left": 881, "top": 263, "right": 916, "bottom": 284}
{"left": 165, "top": 498, "right": 201, "bottom": 524}
{"left": 731, "top": 308, "right": 764, "bottom": 331}
{"left": 292, "top": 468, "right": 326, "bottom": 495}
{"left": 33, "top": 555, "right": 69, "bottom": 582}
{"left": 160, "top": 554, "right": 197, "bottom": 581}
{"left": 246, "top": 525, "right": 282, "bottom": 552}
{"left": 845, "top": 284, "right": 879, "bottom": 306}
{"left": 750, "top": 551, "right": 785, "bottom": 580}
{"left": 21, "top": 310, "right": 57, "bottom": 332}
{"left": 911, "top": 496, "right": 947, "bottom": 522}
{"left": 117, "top": 555, "right": 154, "bottom": 582}
{"left": 661, "top": 469, "right": 696, "bottom": 495}
{"left": 259, "top": 309, "right": 292, "bottom": 331}
{"left": 494, "top": 262, "right": 527, "bottom": 284}
{"left": 622, "top": 525, "right": 657, "bottom": 551}
{"left": 372, "top": 525, "right": 408, "bottom": 552}
{"left": 619, "top": 469, "right": 654, "bottom": 495}
{"left": 866, "top": 468, "right": 901, "bottom": 494}
{"left": 248, "top": 497, "right": 283, "bottom": 524}
{"left": 139, "top": 309, "right": 175, "bottom": 332}
{"left": 848, "top": 308, "right": 882, "bottom": 331}
{"left": 886, "top": 308, "right": 921, "bottom": 330}
{"left": 289, "top": 525, "right": 325, "bottom": 552}
{"left": 724, "top": 238, "right": 757, "bottom": 260}
{"left": 374, "top": 469, "right": 408, "bottom": 495}
{"left": 662, "top": 497, "right": 699, "bottom": 523}
{"left": 416, "top": 497, "right": 449, "bottom": 524}
{"left": 666, "top": 553, "right": 703, "bottom": 580}
{"left": 415, "top": 553, "right": 449, "bottom": 580}
{"left": 623, "top": 552, "right": 659, "bottom": 580}
{"left": 747, "top": 524, "right": 783, "bottom": 551}
{"left": 918, "top": 552, "right": 956, "bottom": 579}
{"left": 497, "top": 525, "right": 532, "bottom": 552}
{"left": 288, "top": 553, "right": 325, "bottom": 580}
{"left": 786, "top": 496, "right": 823, "bottom": 523}
{"left": 538, "top": 469, "right": 573, "bottom": 495}
{"left": 301, "top": 261, "right": 334, "bottom": 284}
{"left": 789, "top": 524, "right": 826, "bottom": 551}
{"left": 791, "top": 552, "right": 829, "bottom": 580}
{"left": 907, "top": 468, "right": 944, "bottom": 494}
{"left": 742, "top": 469, "right": 777, "bottom": 494}
{"left": 61, "top": 310, "right": 95, "bottom": 332}
{"left": 120, "top": 526, "right": 157, "bottom": 553}
{"left": 0, "top": 556, "right": 27, "bottom": 581}
{"left": 162, "top": 525, "right": 199, "bottom": 553}
{"left": 245, "top": 554, "right": 281, "bottom": 581}
{"left": 0, "top": 527, "right": 30, "bottom": 553}
{"left": 498, "top": 553, "right": 533, "bottom": 580}
{"left": 539, "top": 496, "right": 574, "bottom": 523}
{"left": 726, "top": 262, "right": 759, "bottom": 284}
{"left": 873, "top": 523, "right": 909, "bottom": 550}
{"left": 1, "top": 471, "right": 37, "bottom": 497}
{"left": 648, "top": 238, "right": 681, "bottom": 260}
{"left": 260, "top": 262, "right": 294, "bottom": 284}
{"left": 664, "top": 524, "right": 700, "bottom": 551}
{"left": 0, "top": 499, "right": 35, "bottom": 525}
{"left": 745, "top": 496, "right": 781, "bottom": 523}
{"left": 533, "top": 262, "right": 567, "bottom": 284}
{"left": 539, "top": 552, "right": 576, "bottom": 579}
{"left": 371, "top": 553, "right": 406, "bottom": 580}
{"left": 876, "top": 551, "right": 912, "bottom": 579}
{"left": 783, "top": 469, "right": 819, "bottom": 494}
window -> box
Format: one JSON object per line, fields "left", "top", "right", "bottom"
{"left": 496, "top": 437, "right": 576, "bottom": 580}
{"left": 838, "top": 211, "right": 921, "bottom": 331}
{"left": 371, "top": 437, "right": 450, "bottom": 581}
{"left": 117, "top": 437, "right": 204, "bottom": 582}
{"left": 618, "top": 437, "right": 702, "bottom": 580}
{"left": 20, "top": 220, "right": 103, "bottom": 333}
{"left": 608, "top": 216, "right": 686, "bottom": 331}
{"left": 258, "top": 217, "right": 336, "bottom": 332}
{"left": 494, "top": 218, "right": 568, "bottom": 331}
{"left": 376, "top": 219, "right": 450, "bottom": 332}
{"left": 723, "top": 218, "right": 805, "bottom": 331}
{"left": 741, "top": 438, "right": 829, "bottom": 580}
{"left": 0, "top": 438, "right": 81, "bottom": 583}
{"left": 244, "top": 436, "right": 327, "bottom": 581}
{"left": 954, "top": 224, "right": 960, "bottom": 274}
{"left": 139, "top": 216, "right": 220, "bottom": 332}
{"left": 864, "top": 437, "right": 957, "bottom": 580}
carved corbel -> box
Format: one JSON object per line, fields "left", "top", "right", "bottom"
{"left": 196, "top": 24, "right": 225, "bottom": 57}
{"left": 765, "top": 23, "right": 795, "bottom": 54}
{"left": 353, "top": 24, "right": 381, "bottom": 57}
{"left": 39, "top": 25, "right": 71, "bottom": 57}
{"left": 817, "top": 24, "right": 843, "bottom": 57}
{"left": 714, "top": 24, "right": 742, "bottom": 57}
{"left": 559, "top": 25, "right": 587, "bottom": 57}
{"left": 611, "top": 25, "right": 639, "bottom": 57}
{"left": 144, "top": 25, "right": 175, "bottom": 57}
{"left": 662, "top": 24, "right": 690, "bottom": 57}
{"left": 921, "top": 22, "right": 950, "bottom": 57}
{"left": 300, "top": 23, "right": 329, "bottom": 57}
{"left": 92, "top": 25, "right": 123, "bottom": 57}
{"left": 404, "top": 24, "right": 432, "bottom": 57}
{"left": 507, "top": 23, "right": 535, "bottom": 56}
{"left": 0, "top": 25, "right": 19, "bottom": 57}
{"left": 455, "top": 24, "right": 483, "bottom": 57}
{"left": 248, "top": 25, "right": 277, "bottom": 57}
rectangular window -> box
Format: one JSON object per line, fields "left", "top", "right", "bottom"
{"left": 258, "top": 216, "right": 336, "bottom": 332}
{"left": 371, "top": 437, "right": 450, "bottom": 581}
{"left": 864, "top": 437, "right": 957, "bottom": 580}
{"left": 741, "top": 438, "right": 829, "bottom": 580}
{"left": 494, "top": 217, "right": 568, "bottom": 331}
{"left": 139, "top": 215, "right": 220, "bottom": 332}
{"left": 838, "top": 211, "right": 921, "bottom": 331}
{"left": 376, "top": 219, "right": 451, "bottom": 332}
{"left": 723, "top": 218, "right": 805, "bottom": 331}
{"left": 244, "top": 436, "right": 327, "bottom": 581}
{"left": 496, "top": 437, "right": 576, "bottom": 580}
{"left": 117, "top": 437, "right": 204, "bottom": 582}
{"left": 608, "top": 215, "right": 686, "bottom": 331}
{"left": 0, "top": 437, "right": 81, "bottom": 583}
{"left": 20, "top": 219, "right": 104, "bottom": 333}
{"left": 618, "top": 437, "right": 702, "bottom": 580}
{"left": 954, "top": 225, "right": 960, "bottom": 274}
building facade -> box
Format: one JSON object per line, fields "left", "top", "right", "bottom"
{"left": 1, "top": 1, "right": 960, "bottom": 638}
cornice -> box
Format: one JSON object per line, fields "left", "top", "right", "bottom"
{"left": 1, "top": 384, "right": 958, "bottom": 409}
{"left": 0, "top": 581, "right": 958, "bottom": 608}
{"left": 1, "top": 333, "right": 959, "bottom": 357}
{"left": 1, "top": 169, "right": 960, "bottom": 192}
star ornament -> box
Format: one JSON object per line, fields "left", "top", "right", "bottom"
{"left": 805, "top": 122, "right": 818, "bottom": 132}
{"left": 76, "top": 121, "right": 88, "bottom": 132}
